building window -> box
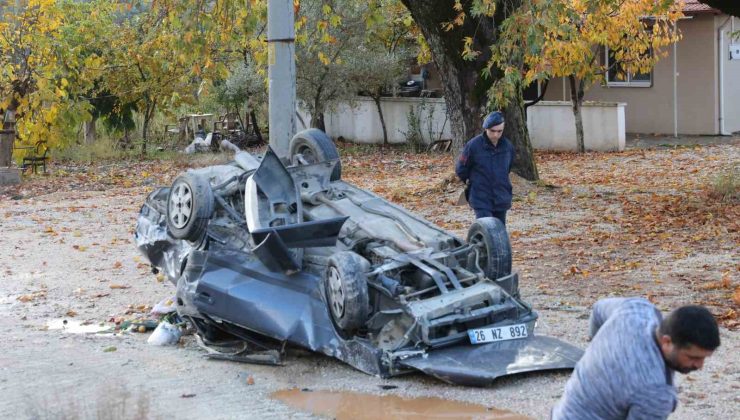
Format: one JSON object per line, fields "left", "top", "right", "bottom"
{"left": 605, "top": 47, "right": 652, "bottom": 87}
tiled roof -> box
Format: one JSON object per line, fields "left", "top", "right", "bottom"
{"left": 683, "top": 0, "right": 716, "bottom": 13}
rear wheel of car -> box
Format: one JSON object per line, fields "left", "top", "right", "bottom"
{"left": 467, "top": 217, "right": 512, "bottom": 281}
{"left": 166, "top": 173, "right": 214, "bottom": 242}
{"left": 289, "top": 128, "right": 341, "bottom": 181}
{"left": 325, "top": 251, "right": 370, "bottom": 337}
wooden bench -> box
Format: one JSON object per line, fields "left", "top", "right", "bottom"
{"left": 20, "top": 141, "right": 50, "bottom": 174}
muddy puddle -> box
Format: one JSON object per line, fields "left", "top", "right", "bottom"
{"left": 271, "top": 388, "right": 531, "bottom": 419}
{"left": 46, "top": 319, "right": 112, "bottom": 334}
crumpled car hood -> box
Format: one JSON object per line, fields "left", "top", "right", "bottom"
{"left": 398, "top": 335, "right": 583, "bottom": 386}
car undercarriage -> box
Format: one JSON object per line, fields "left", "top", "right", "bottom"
{"left": 135, "top": 128, "right": 582, "bottom": 386}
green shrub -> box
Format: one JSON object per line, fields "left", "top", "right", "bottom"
{"left": 403, "top": 106, "right": 425, "bottom": 153}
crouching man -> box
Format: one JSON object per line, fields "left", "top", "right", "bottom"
{"left": 552, "top": 298, "right": 720, "bottom": 419}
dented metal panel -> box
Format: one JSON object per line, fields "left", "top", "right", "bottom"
{"left": 135, "top": 138, "right": 583, "bottom": 386}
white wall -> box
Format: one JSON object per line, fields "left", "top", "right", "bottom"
{"left": 527, "top": 101, "right": 626, "bottom": 151}
{"left": 300, "top": 97, "right": 626, "bottom": 151}
{"left": 298, "top": 97, "right": 452, "bottom": 145}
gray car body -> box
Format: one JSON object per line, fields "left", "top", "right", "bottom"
{"left": 135, "top": 147, "right": 582, "bottom": 386}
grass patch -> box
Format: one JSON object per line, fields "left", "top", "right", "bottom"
{"left": 709, "top": 167, "right": 739, "bottom": 202}
{"left": 53, "top": 136, "right": 137, "bottom": 164}
{"left": 51, "top": 135, "right": 237, "bottom": 168}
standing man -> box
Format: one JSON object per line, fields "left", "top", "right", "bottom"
{"left": 552, "top": 298, "right": 720, "bottom": 419}
{"left": 455, "top": 111, "right": 515, "bottom": 225}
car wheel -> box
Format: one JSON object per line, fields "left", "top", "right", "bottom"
{"left": 467, "top": 217, "right": 512, "bottom": 281}
{"left": 325, "top": 251, "right": 370, "bottom": 336}
{"left": 166, "top": 173, "right": 214, "bottom": 242}
{"left": 289, "top": 128, "right": 341, "bottom": 181}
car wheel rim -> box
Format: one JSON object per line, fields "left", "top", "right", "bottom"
{"left": 298, "top": 145, "right": 317, "bottom": 164}
{"left": 327, "top": 266, "right": 345, "bottom": 319}
{"left": 169, "top": 182, "right": 193, "bottom": 229}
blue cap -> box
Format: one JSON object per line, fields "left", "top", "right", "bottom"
{"left": 483, "top": 111, "right": 505, "bottom": 129}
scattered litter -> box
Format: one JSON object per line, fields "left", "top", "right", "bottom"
{"left": 125, "top": 303, "right": 152, "bottom": 315}
{"left": 118, "top": 319, "right": 159, "bottom": 332}
{"left": 180, "top": 393, "right": 196, "bottom": 398}
{"left": 103, "top": 346, "right": 117, "bottom": 352}
{"left": 246, "top": 375, "right": 255, "bottom": 385}
{"left": 46, "top": 318, "right": 112, "bottom": 334}
{"left": 151, "top": 296, "right": 177, "bottom": 316}
{"left": 147, "top": 321, "right": 182, "bottom": 346}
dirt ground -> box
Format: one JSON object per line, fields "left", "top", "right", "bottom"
{"left": 0, "top": 140, "right": 737, "bottom": 419}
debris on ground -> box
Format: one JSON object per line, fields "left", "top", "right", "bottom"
{"left": 147, "top": 321, "right": 182, "bottom": 346}
{"left": 150, "top": 296, "right": 177, "bottom": 316}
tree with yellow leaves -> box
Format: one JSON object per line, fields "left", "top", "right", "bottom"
{"left": 0, "top": 0, "right": 110, "bottom": 147}
{"left": 491, "top": 0, "right": 683, "bottom": 152}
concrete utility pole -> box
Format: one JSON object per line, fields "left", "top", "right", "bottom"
{"left": 267, "top": 0, "right": 297, "bottom": 158}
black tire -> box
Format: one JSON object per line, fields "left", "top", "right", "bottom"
{"left": 166, "top": 173, "right": 214, "bottom": 242}
{"left": 467, "top": 217, "right": 512, "bottom": 280}
{"left": 289, "top": 128, "right": 341, "bottom": 181}
{"left": 325, "top": 251, "right": 370, "bottom": 336}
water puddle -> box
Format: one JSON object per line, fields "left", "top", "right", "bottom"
{"left": 46, "top": 318, "right": 112, "bottom": 334}
{"left": 271, "top": 388, "right": 531, "bottom": 419}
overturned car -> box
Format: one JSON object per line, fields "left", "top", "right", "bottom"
{"left": 135, "top": 128, "right": 582, "bottom": 386}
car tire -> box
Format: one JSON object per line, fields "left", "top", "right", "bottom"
{"left": 166, "top": 173, "right": 214, "bottom": 242}
{"left": 289, "top": 128, "right": 341, "bottom": 181}
{"left": 467, "top": 217, "right": 512, "bottom": 281}
{"left": 325, "top": 251, "right": 370, "bottom": 336}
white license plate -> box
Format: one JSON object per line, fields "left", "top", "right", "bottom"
{"left": 468, "top": 323, "right": 528, "bottom": 344}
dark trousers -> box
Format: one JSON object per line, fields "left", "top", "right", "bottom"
{"left": 474, "top": 209, "right": 507, "bottom": 225}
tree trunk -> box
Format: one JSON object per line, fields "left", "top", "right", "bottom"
{"left": 250, "top": 111, "right": 264, "bottom": 144}
{"left": 141, "top": 99, "right": 156, "bottom": 156}
{"left": 142, "top": 112, "right": 149, "bottom": 155}
{"left": 373, "top": 94, "right": 389, "bottom": 146}
{"left": 400, "top": 0, "right": 539, "bottom": 180}
{"left": 399, "top": 0, "right": 491, "bottom": 147}
{"left": 568, "top": 75, "right": 586, "bottom": 153}
{"left": 311, "top": 91, "right": 326, "bottom": 131}
{"left": 83, "top": 115, "right": 98, "bottom": 145}
{"left": 311, "top": 112, "right": 326, "bottom": 131}
{"left": 504, "top": 90, "right": 539, "bottom": 180}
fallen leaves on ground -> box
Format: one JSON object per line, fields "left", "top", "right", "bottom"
{"left": 17, "top": 290, "right": 47, "bottom": 303}
{"left": 341, "top": 145, "right": 739, "bottom": 327}
{"left": 2, "top": 143, "right": 737, "bottom": 327}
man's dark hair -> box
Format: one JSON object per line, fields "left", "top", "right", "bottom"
{"left": 659, "top": 305, "right": 720, "bottom": 350}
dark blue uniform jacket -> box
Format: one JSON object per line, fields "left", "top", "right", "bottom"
{"left": 455, "top": 133, "right": 515, "bottom": 212}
